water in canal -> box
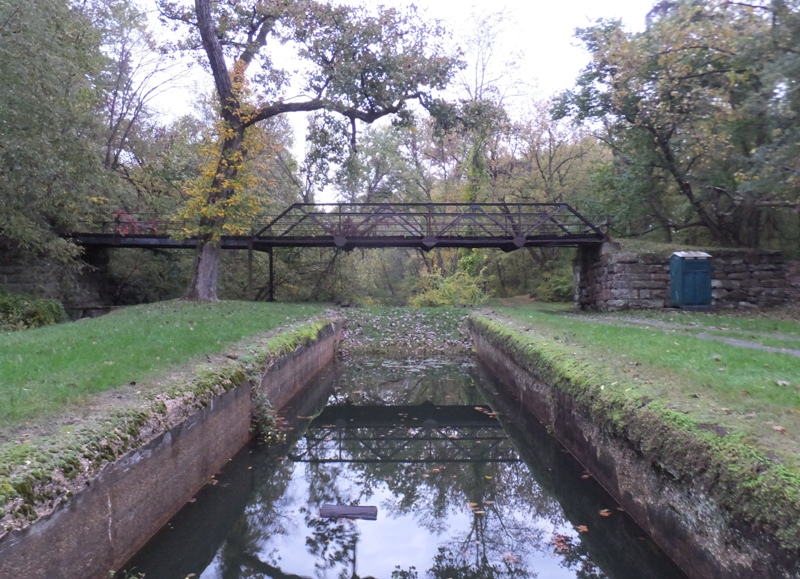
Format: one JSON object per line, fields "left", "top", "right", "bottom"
{"left": 124, "top": 357, "right": 687, "bottom": 578}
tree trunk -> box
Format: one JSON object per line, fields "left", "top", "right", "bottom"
{"left": 184, "top": 119, "right": 245, "bottom": 301}
{"left": 186, "top": 242, "right": 221, "bottom": 301}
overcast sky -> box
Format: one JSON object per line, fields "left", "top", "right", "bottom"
{"left": 149, "top": 0, "right": 654, "bottom": 117}
{"left": 408, "top": 0, "right": 654, "bottom": 98}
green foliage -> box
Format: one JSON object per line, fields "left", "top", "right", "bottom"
{"left": 250, "top": 392, "right": 285, "bottom": 446}
{"left": 409, "top": 268, "right": 486, "bottom": 307}
{"left": 0, "top": 289, "right": 65, "bottom": 331}
{"left": 556, "top": 0, "right": 800, "bottom": 249}
{"left": 0, "top": 0, "right": 109, "bottom": 263}
{"left": 106, "top": 249, "right": 192, "bottom": 305}
{"left": 532, "top": 267, "right": 574, "bottom": 302}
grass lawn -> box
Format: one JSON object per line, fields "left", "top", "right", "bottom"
{"left": 0, "top": 301, "right": 323, "bottom": 430}
{"left": 488, "top": 300, "right": 800, "bottom": 469}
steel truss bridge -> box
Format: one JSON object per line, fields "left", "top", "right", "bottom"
{"left": 70, "top": 202, "right": 606, "bottom": 252}
{"left": 69, "top": 202, "right": 606, "bottom": 300}
{"left": 289, "top": 402, "right": 520, "bottom": 465}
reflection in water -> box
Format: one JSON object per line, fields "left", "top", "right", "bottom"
{"left": 125, "top": 358, "right": 686, "bottom": 579}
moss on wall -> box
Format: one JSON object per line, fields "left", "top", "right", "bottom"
{"left": 469, "top": 314, "right": 800, "bottom": 559}
{"left": 0, "top": 318, "right": 336, "bottom": 537}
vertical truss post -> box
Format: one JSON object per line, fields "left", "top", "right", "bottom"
{"left": 247, "top": 240, "right": 254, "bottom": 301}
{"left": 268, "top": 247, "right": 275, "bottom": 302}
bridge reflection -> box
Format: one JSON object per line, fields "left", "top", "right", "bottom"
{"left": 290, "top": 401, "right": 520, "bottom": 464}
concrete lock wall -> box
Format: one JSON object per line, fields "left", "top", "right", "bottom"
{"left": 471, "top": 324, "right": 798, "bottom": 579}
{"left": 574, "top": 242, "right": 789, "bottom": 311}
{"left": 0, "top": 323, "right": 339, "bottom": 579}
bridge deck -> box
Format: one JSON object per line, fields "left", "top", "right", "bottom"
{"left": 69, "top": 202, "right": 606, "bottom": 252}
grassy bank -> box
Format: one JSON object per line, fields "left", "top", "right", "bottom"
{"left": 474, "top": 301, "right": 800, "bottom": 556}
{"left": 488, "top": 302, "right": 800, "bottom": 468}
{"left": 0, "top": 301, "right": 323, "bottom": 429}
{"left": 0, "top": 301, "right": 330, "bottom": 531}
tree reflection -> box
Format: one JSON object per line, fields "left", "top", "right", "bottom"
{"left": 429, "top": 545, "right": 527, "bottom": 578}
{"left": 551, "top": 534, "right": 607, "bottom": 579}
{"left": 213, "top": 359, "right": 569, "bottom": 578}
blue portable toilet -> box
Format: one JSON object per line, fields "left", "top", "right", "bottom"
{"left": 670, "top": 251, "right": 712, "bottom": 309}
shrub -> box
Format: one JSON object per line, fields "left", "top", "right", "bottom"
{"left": 533, "top": 268, "right": 574, "bottom": 302}
{"left": 409, "top": 268, "right": 486, "bottom": 307}
{"left": 0, "top": 289, "right": 66, "bottom": 331}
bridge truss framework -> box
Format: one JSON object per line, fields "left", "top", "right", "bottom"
{"left": 70, "top": 202, "right": 607, "bottom": 300}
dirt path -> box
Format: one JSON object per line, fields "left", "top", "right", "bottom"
{"left": 575, "top": 316, "right": 800, "bottom": 357}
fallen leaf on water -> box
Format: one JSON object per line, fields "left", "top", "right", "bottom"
{"left": 599, "top": 509, "right": 612, "bottom": 517}
{"left": 431, "top": 468, "right": 441, "bottom": 473}
{"left": 576, "top": 525, "right": 589, "bottom": 533}
{"left": 772, "top": 425, "right": 787, "bottom": 434}
{"left": 484, "top": 475, "right": 492, "bottom": 479}
{"left": 473, "top": 510, "right": 486, "bottom": 515}
{"left": 468, "top": 502, "right": 479, "bottom": 507}
{"left": 484, "top": 500, "right": 495, "bottom": 505}
{"left": 552, "top": 534, "right": 571, "bottom": 549}
{"left": 502, "top": 552, "right": 519, "bottom": 564}
{"left": 580, "top": 472, "right": 592, "bottom": 479}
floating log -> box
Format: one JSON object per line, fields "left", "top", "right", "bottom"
{"left": 319, "top": 504, "right": 378, "bottom": 520}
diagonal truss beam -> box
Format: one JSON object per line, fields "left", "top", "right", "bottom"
{"left": 289, "top": 403, "right": 521, "bottom": 464}
{"left": 68, "top": 202, "right": 607, "bottom": 252}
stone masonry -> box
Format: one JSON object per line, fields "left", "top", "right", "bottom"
{"left": 0, "top": 244, "right": 111, "bottom": 316}
{"left": 574, "top": 242, "right": 789, "bottom": 311}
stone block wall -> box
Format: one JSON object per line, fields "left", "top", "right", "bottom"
{"left": 0, "top": 246, "right": 111, "bottom": 315}
{"left": 575, "top": 242, "right": 789, "bottom": 311}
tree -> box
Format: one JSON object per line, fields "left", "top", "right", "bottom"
{"left": 158, "top": 0, "right": 461, "bottom": 300}
{"left": 0, "top": 0, "right": 107, "bottom": 263}
{"left": 553, "top": 0, "right": 794, "bottom": 246}
{"left": 95, "top": 1, "right": 189, "bottom": 178}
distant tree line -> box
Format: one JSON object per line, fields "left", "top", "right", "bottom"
{"left": 0, "top": 0, "right": 797, "bottom": 307}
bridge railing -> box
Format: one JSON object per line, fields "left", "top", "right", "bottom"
{"left": 73, "top": 214, "right": 189, "bottom": 237}
{"left": 71, "top": 203, "right": 607, "bottom": 246}
{"left": 254, "top": 203, "right": 605, "bottom": 240}
{"left": 73, "top": 213, "right": 281, "bottom": 237}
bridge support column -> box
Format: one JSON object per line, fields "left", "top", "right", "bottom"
{"left": 247, "top": 241, "right": 254, "bottom": 301}
{"left": 268, "top": 247, "right": 275, "bottom": 302}
{"left": 573, "top": 242, "right": 618, "bottom": 311}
